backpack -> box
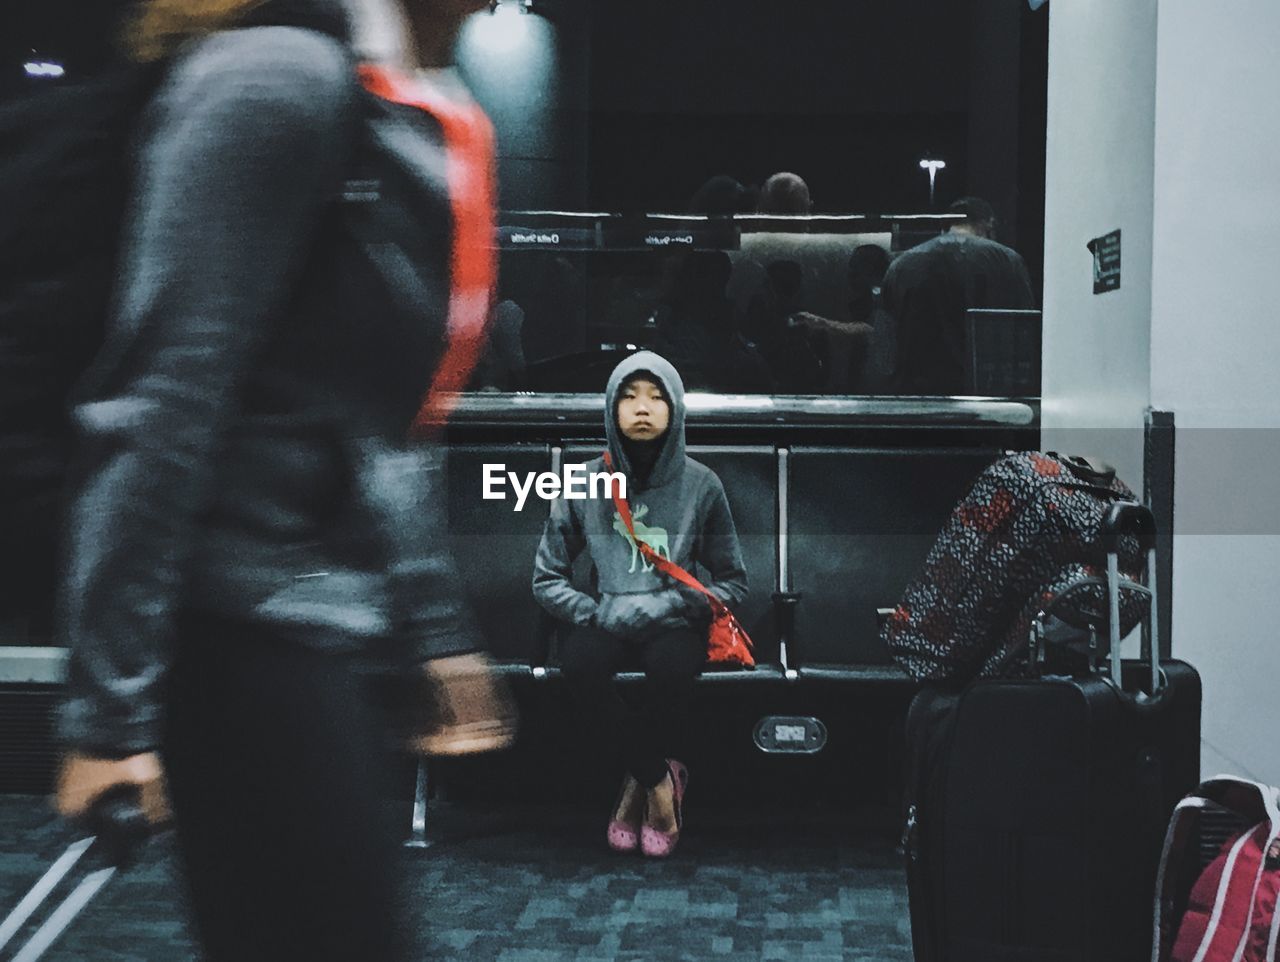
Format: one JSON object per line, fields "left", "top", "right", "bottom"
{"left": 1154, "top": 777, "right": 1280, "bottom": 962}
{"left": 882, "top": 451, "right": 1152, "bottom": 683}
{"left": 0, "top": 27, "right": 494, "bottom": 632}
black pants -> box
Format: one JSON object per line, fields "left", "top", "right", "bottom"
{"left": 559, "top": 623, "right": 704, "bottom": 788}
{"left": 162, "top": 617, "right": 409, "bottom": 962}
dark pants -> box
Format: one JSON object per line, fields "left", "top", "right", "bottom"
{"left": 162, "top": 617, "right": 409, "bottom": 962}
{"left": 559, "top": 623, "right": 704, "bottom": 788}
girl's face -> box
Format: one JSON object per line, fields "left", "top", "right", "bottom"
{"left": 617, "top": 378, "right": 670, "bottom": 442}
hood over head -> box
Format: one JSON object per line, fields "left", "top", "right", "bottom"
{"left": 604, "top": 351, "right": 686, "bottom": 490}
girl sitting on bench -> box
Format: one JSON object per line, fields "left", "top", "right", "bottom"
{"left": 533, "top": 351, "right": 748, "bottom": 857}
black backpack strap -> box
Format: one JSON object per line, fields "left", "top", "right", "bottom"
{"left": 1047, "top": 452, "right": 1117, "bottom": 484}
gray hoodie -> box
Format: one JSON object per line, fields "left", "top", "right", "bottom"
{"left": 532, "top": 352, "right": 748, "bottom": 636}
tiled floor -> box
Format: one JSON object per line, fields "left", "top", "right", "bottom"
{"left": 0, "top": 796, "right": 912, "bottom": 961}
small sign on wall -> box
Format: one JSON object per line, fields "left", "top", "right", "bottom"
{"left": 1087, "top": 229, "right": 1121, "bottom": 294}
{"left": 499, "top": 226, "right": 598, "bottom": 251}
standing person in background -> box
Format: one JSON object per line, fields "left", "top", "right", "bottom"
{"left": 651, "top": 252, "right": 775, "bottom": 393}
{"left": 476, "top": 298, "right": 528, "bottom": 390}
{"left": 688, "top": 173, "right": 756, "bottom": 216}
{"left": 741, "top": 259, "right": 826, "bottom": 392}
{"left": 881, "top": 196, "right": 1035, "bottom": 394}
{"left": 532, "top": 353, "right": 748, "bottom": 857}
{"left": 847, "top": 243, "right": 895, "bottom": 392}
{"left": 51, "top": 1, "right": 514, "bottom": 959}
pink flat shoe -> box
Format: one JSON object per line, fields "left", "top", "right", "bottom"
{"left": 607, "top": 818, "right": 640, "bottom": 853}
{"left": 640, "top": 759, "right": 688, "bottom": 859}
{"left": 607, "top": 777, "right": 641, "bottom": 853}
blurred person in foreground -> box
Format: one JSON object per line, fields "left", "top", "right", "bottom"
{"left": 51, "top": 0, "right": 513, "bottom": 959}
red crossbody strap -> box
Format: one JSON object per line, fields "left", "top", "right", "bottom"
{"left": 602, "top": 452, "right": 729, "bottom": 617}
{"left": 357, "top": 65, "right": 498, "bottom": 438}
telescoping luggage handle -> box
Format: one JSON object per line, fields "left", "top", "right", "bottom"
{"left": 1102, "top": 502, "right": 1162, "bottom": 696}
{"left": 0, "top": 787, "right": 149, "bottom": 962}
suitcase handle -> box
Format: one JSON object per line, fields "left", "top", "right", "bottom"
{"left": 0, "top": 788, "right": 149, "bottom": 962}
{"left": 1102, "top": 502, "right": 1162, "bottom": 697}
{"left": 1101, "top": 502, "right": 1156, "bottom": 553}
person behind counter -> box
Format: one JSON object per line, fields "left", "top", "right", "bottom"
{"left": 881, "top": 196, "right": 1035, "bottom": 394}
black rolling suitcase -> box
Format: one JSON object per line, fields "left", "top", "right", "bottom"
{"left": 903, "top": 503, "right": 1202, "bottom": 962}
{"left": 0, "top": 791, "right": 149, "bottom": 962}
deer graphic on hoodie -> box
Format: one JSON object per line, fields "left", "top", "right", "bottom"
{"left": 532, "top": 352, "right": 748, "bottom": 636}
{"left": 612, "top": 503, "right": 670, "bottom": 573}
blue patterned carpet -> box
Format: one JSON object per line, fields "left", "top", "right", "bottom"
{"left": 0, "top": 796, "right": 912, "bottom": 961}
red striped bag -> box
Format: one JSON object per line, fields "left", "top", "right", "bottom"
{"left": 1154, "top": 777, "right": 1280, "bottom": 962}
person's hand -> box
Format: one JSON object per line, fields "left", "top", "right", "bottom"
{"left": 55, "top": 751, "right": 171, "bottom": 827}
{"left": 792, "top": 312, "right": 873, "bottom": 340}
{"left": 409, "top": 653, "right": 518, "bottom": 757}
{"left": 656, "top": 586, "right": 708, "bottom": 629}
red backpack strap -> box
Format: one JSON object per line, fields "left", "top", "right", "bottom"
{"left": 357, "top": 65, "right": 497, "bottom": 438}
{"left": 602, "top": 451, "right": 728, "bottom": 617}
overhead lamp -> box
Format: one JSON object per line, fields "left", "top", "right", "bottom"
{"left": 473, "top": 0, "right": 535, "bottom": 53}
{"left": 919, "top": 158, "right": 947, "bottom": 207}
{"left": 24, "top": 60, "right": 65, "bottom": 79}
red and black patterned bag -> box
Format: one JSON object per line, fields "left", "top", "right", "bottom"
{"left": 882, "top": 452, "right": 1151, "bottom": 683}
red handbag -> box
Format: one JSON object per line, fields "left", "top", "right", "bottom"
{"left": 603, "top": 453, "right": 755, "bottom": 668}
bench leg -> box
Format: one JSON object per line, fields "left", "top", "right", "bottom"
{"left": 404, "top": 758, "right": 432, "bottom": 849}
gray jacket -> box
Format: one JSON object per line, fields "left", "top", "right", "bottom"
{"left": 532, "top": 352, "right": 748, "bottom": 636}
{"left": 57, "top": 22, "right": 482, "bottom": 757}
